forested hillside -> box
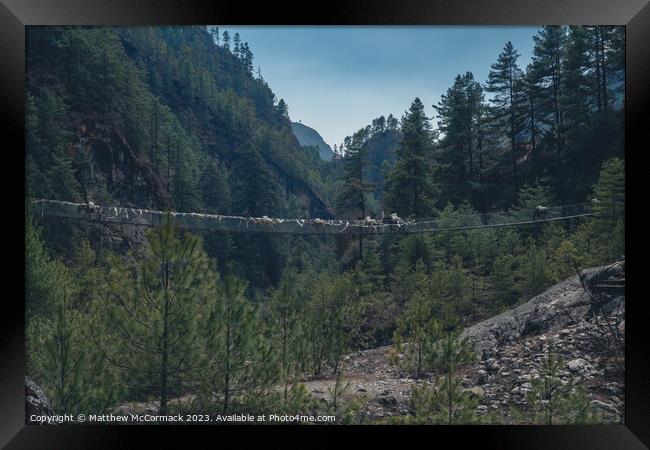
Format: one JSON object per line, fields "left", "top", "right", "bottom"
{"left": 26, "top": 25, "right": 336, "bottom": 286}
{"left": 25, "top": 25, "right": 625, "bottom": 425}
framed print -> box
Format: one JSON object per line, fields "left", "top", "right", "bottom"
{"left": 0, "top": 0, "right": 646, "bottom": 448}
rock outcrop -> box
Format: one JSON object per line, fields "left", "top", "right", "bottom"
{"left": 460, "top": 261, "right": 624, "bottom": 357}
{"left": 25, "top": 377, "right": 54, "bottom": 422}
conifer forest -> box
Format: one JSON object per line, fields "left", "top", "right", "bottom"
{"left": 25, "top": 25, "right": 625, "bottom": 425}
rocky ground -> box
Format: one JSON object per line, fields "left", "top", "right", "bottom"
{"left": 302, "top": 260, "right": 625, "bottom": 423}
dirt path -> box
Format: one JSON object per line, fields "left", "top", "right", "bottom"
{"left": 300, "top": 345, "right": 422, "bottom": 419}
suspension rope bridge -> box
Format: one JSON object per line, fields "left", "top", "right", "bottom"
{"left": 29, "top": 199, "right": 595, "bottom": 235}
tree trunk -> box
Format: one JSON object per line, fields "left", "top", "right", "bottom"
{"left": 509, "top": 64, "right": 518, "bottom": 192}
{"left": 448, "top": 367, "right": 453, "bottom": 424}
{"left": 223, "top": 289, "right": 231, "bottom": 414}
{"left": 358, "top": 234, "right": 363, "bottom": 261}
{"left": 530, "top": 94, "right": 537, "bottom": 181}
{"left": 160, "top": 261, "right": 170, "bottom": 416}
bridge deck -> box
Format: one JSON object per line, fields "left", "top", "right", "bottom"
{"left": 30, "top": 199, "right": 594, "bottom": 235}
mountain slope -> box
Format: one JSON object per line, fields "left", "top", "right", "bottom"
{"left": 291, "top": 122, "right": 334, "bottom": 161}
{"left": 25, "top": 26, "right": 333, "bottom": 287}
{"left": 26, "top": 26, "right": 330, "bottom": 217}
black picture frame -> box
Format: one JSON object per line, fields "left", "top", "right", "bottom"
{"left": 0, "top": 0, "right": 645, "bottom": 448}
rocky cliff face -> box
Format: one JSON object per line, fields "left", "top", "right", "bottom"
{"left": 461, "top": 260, "right": 625, "bottom": 356}
{"left": 291, "top": 122, "right": 334, "bottom": 161}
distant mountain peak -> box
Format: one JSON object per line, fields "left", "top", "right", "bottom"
{"left": 291, "top": 122, "right": 334, "bottom": 161}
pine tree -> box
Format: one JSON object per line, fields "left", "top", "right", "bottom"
{"left": 222, "top": 30, "right": 230, "bottom": 51}
{"left": 305, "top": 275, "right": 331, "bottom": 377}
{"left": 406, "top": 328, "right": 477, "bottom": 424}
{"left": 241, "top": 42, "right": 254, "bottom": 74}
{"left": 208, "top": 26, "right": 220, "bottom": 45}
{"left": 486, "top": 41, "right": 525, "bottom": 197}
{"left": 25, "top": 218, "right": 68, "bottom": 317}
{"left": 275, "top": 98, "right": 289, "bottom": 118}
{"left": 448, "top": 255, "right": 469, "bottom": 322}
{"left": 407, "top": 377, "right": 479, "bottom": 424}
{"left": 515, "top": 179, "right": 556, "bottom": 209}
{"left": 519, "top": 64, "right": 544, "bottom": 182}
{"left": 392, "top": 261, "right": 442, "bottom": 377}
{"left": 560, "top": 26, "right": 594, "bottom": 194}
{"left": 336, "top": 127, "right": 374, "bottom": 219}
{"left": 531, "top": 26, "right": 567, "bottom": 198}
{"left": 371, "top": 115, "right": 386, "bottom": 134}
{"left": 200, "top": 159, "right": 232, "bottom": 214}
{"left": 31, "top": 277, "right": 120, "bottom": 415}
{"left": 26, "top": 221, "right": 119, "bottom": 415}
{"left": 199, "top": 159, "right": 234, "bottom": 271}
{"left": 587, "top": 157, "right": 625, "bottom": 263}
{"left": 518, "top": 245, "right": 553, "bottom": 300}
{"left": 386, "top": 114, "right": 399, "bottom": 131}
{"left": 327, "top": 273, "right": 361, "bottom": 374}
{"left": 268, "top": 274, "right": 304, "bottom": 409}
{"left": 233, "top": 32, "right": 241, "bottom": 58}
{"left": 202, "top": 272, "right": 274, "bottom": 414}
{"left": 519, "top": 342, "right": 602, "bottom": 424}
{"left": 385, "top": 98, "right": 437, "bottom": 218}
{"left": 95, "top": 215, "right": 213, "bottom": 415}
{"left": 585, "top": 26, "right": 625, "bottom": 164}
{"left": 323, "top": 371, "right": 364, "bottom": 424}
{"left": 231, "top": 141, "right": 281, "bottom": 216}
{"left": 335, "top": 126, "right": 375, "bottom": 259}
{"left": 28, "top": 88, "right": 80, "bottom": 202}
{"left": 489, "top": 254, "right": 519, "bottom": 308}
{"left": 551, "top": 239, "right": 582, "bottom": 282}
{"left": 434, "top": 72, "right": 485, "bottom": 205}
{"left": 301, "top": 273, "right": 360, "bottom": 377}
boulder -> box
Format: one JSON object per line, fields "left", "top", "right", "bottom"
{"left": 567, "top": 358, "right": 590, "bottom": 374}
{"left": 25, "top": 377, "right": 54, "bottom": 422}
{"left": 376, "top": 394, "right": 397, "bottom": 407}
{"left": 477, "top": 369, "right": 488, "bottom": 385}
{"left": 590, "top": 399, "right": 619, "bottom": 416}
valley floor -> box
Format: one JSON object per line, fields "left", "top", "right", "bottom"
{"left": 112, "top": 261, "right": 625, "bottom": 424}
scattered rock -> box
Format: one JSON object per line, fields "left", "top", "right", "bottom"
{"left": 591, "top": 399, "right": 619, "bottom": 415}
{"left": 477, "top": 369, "right": 487, "bottom": 385}
{"left": 567, "top": 358, "right": 589, "bottom": 374}
{"left": 376, "top": 394, "right": 397, "bottom": 407}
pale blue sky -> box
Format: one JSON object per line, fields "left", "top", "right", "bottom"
{"left": 219, "top": 26, "right": 541, "bottom": 147}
